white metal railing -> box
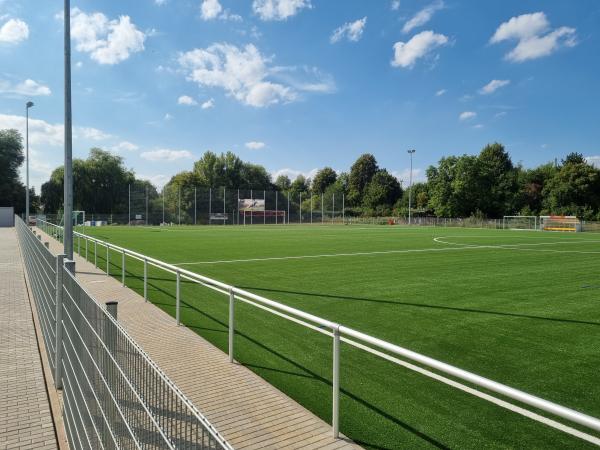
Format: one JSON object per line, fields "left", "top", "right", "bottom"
{"left": 37, "top": 219, "right": 600, "bottom": 444}
{"left": 20, "top": 217, "right": 232, "bottom": 449}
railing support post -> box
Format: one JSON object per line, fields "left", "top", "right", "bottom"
{"left": 106, "top": 244, "right": 110, "bottom": 276}
{"left": 54, "top": 254, "right": 65, "bottom": 389}
{"left": 85, "top": 237, "right": 88, "bottom": 260}
{"left": 121, "top": 250, "right": 125, "bottom": 286}
{"left": 94, "top": 241, "right": 97, "bottom": 267}
{"left": 143, "top": 258, "right": 148, "bottom": 301}
{"left": 176, "top": 270, "right": 181, "bottom": 325}
{"left": 229, "top": 288, "right": 235, "bottom": 363}
{"left": 332, "top": 326, "right": 340, "bottom": 438}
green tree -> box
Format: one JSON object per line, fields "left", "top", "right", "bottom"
{"left": 274, "top": 174, "right": 291, "bottom": 191}
{"left": 476, "top": 142, "right": 518, "bottom": 217}
{"left": 0, "top": 129, "right": 27, "bottom": 212}
{"left": 348, "top": 153, "right": 378, "bottom": 206}
{"left": 290, "top": 175, "right": 309, "bottom": 193}
{"left": 362, "top": 169, "right": 402, "bottom": 213}
{"left": 312, "top": 167, "right": 337, "bottom": 193}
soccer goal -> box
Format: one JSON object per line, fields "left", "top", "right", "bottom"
{"left": 503, "top": 216, "right": 538, "bottom": 230}
{"left": 59, "top": 210, "right": 86, "bottom": 227}
{"left": 242, "top": 210, "right": 286, "bottom": 225}
{"left": 539, "top": 215, "right": 581, "bottom": 232}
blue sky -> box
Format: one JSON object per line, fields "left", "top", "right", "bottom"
{"left": 1, "top": 0, "right": 599, "bottom": 192}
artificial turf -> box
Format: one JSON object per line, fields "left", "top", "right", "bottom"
{"left": 68, "top": 224, "right": 600, "bottom": 449}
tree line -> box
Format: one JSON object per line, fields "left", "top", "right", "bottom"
{"left": 2, "top": 126, "right": 599, "bottom": 220}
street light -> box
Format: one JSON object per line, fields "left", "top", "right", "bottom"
{"left": 25, "top": 101, "right": 34, "bottom": 224}
{"left": 407, "top": 149, "right": 416, "bottom": 225}
{"left": 64, "top": 0, "right": 74, "bottom": 260}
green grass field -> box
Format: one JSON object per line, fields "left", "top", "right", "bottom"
{"left": 71, "top": 224, "right": 600, "bottom": 449}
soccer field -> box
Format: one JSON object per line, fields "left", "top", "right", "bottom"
{"left": 75, "top": 224, "right": 600, "bottom": 449}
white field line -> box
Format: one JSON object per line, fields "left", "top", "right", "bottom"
{"left": 433, "top": 237, "right": 600, "bottom": 254}
{"left": 173, "top": 237, "right": 600, "bottom": 266}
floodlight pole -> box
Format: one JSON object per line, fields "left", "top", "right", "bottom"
{"left": 63, "top": 0, "right": 73, "bottom": 260}
{"left": 25, "top": 101, "right": 34, "bottom": 223}
{"left": 407, "top": 149, "right": 416, "bottom": 225}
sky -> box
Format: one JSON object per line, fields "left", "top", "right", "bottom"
{"left": 1, "top": 0, "right": 599, "bottom": 193}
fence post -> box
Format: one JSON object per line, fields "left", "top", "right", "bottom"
{"left": 300, "top": 192, "right": 302, "bottom": 224}
{"left": 229, "top": 288, "right": 235, "bottom": 363}
{"left": 106, "top": 244, "right": 110, "bottom": 276}
{"left": 55, "top": 254, "right": 65, "bottom": 389}
{"left": 321, "top": 194, "right": 324, "bottom": 224}
{"left": 176, "top": 270, "right": 181, "bottom": 325}
{"left": 332, "top": 326, "right": 340, "bottom": 438}
{"left": 144, "top": 258, "right": 148, "bottom": 301}
{"left": 77, "top": 235, "right": 80, "bottom": 255}
{"left": 275, "top": 191, "right": 278, "bottom": 225}
{"left": 121, "top": 250, "right": 125, "bottom": 286}
{"left": 128, "top": 183, "right": 131, "bottom": 226}
{"left": 178, "top": 188, "right": 181, "bottom": 225}
{"left": 194, "top": 187, "right": 197, "bottom": 225}
{"left": 342, "top": 193, "right": 345, "bottom": 225}
{"left": 332, "top": 193, "right": 335, "bottom": 224}
{"left": 85, "top": 237, "right": 88, "bottom": 260}
{"left": 94, "top": 241, "right": 97, "bottom": 267}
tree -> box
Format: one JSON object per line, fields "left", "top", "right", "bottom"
{"left": 312, "top": 167, "right": 337, "bottom": 193}
{"left": 362, "top": 169, "right": 402, "bottom": 213}
{"left": 476, "top": 142, "right": 518, "bottom": 217}
{"left": 562, "top": 152, "right": 586, "bottom": 166}
{"left": 348, "top": 154, "right": 378, "bottom": 206}
{"left": 290, "top": 175, "right": 309, "bottom": 193}
{"left": 542, "top": 159, "right": 600, "bottom": 218}
{"left": 275, "top": 175, "right": 291, "bottom": 191}
{"left": 0, "top": 129, "right": 27, "bottom": 212}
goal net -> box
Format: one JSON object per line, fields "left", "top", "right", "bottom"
{"left": 59, "top": 210, "right": 86, "bottom": 227}
{"left": 242, "top": 210, "right": 286, "bottom": 225}
{"left": 539, "top": 216, "right": 581, "bottom": 232}
{"left": 503, "top": 216, "right": 538, "bottom": 230}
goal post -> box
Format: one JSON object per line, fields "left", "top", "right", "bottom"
{"left": 242, "top": 210, "right": 286, "bottom": 225}
{"left": 503, "top": 216, "right": 538, "bottom": 231}
{"left": 539, "top": 216, "right": 581, "bottom": 232}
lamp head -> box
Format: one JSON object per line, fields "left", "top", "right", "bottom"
{"left": 26, "top": 101, "right": 34, "bottom": 108}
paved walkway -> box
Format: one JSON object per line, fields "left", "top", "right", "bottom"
{"left": 38, "top": 229, "right": 359, "bottom": 450}
{"left": 0, "top": 228, "right": 57, "bottom": 450}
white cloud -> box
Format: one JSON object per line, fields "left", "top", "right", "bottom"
{"left": 178, "top": 95, "right": 198, "bottom": 106}
{"left": 70, "top": 8, "right": 146, "bottom": 65}
{"left": 178, "top": 43, "right": 297, "bottom": 107}
{"left": 111, "top": 141, "right": 139, "bottom": 152}
{"left": 435, "top": 88, "right": 446, "bottom": 96}
{"left": 164, "top": 113, "right": 173, "bottom": 121}
{"left": 200, "top": 0, "right": 242, "bottom": 21}
{"left": 402, "top": 0, "right": 444, "bottom": 34}
{"left": 391, "top": 1, "right": 400, "bottom": 11}
{"left": 155, "top": 0, "right": 168, "bottom": 5}
{"left": 0, "top": 18, "right": 29, "bottom": 44}
{"left": 75, "top": 61, "right": 83, "bottom": 68}
{"left": 495, "top": 111, "right": 507, "bottom": 119}
{"left": 0, "top": 78, "right": 51, "bottom": 97}
{"left": 201, "top": 0, "right": 222, "bottom": 20}
{"left": 330, "top": 17, "right": 367, "bottom": 44}
{"left": 392, "top": 168, "right": 425, "bottom": 184}
{"left": 472, "top": 124, "right": 484, "bottom": 129}
{"left": 490, "top": 12, "right": 576, "bottom": 62}
{"left": 201, "top": 98, "right": 215, "bottom": 109}
{"left": 138, "top": 173, "right": 169, "bottom": 189}
{"left": 272, "top": 167, "right": 318, "bottom": 181}
{"left": 459, "top": 111, "right": 476, "bottom": 121}
{"left": 76, "top": 127, "right": 112, "bottom": 141}
{"left": 585, "top": 156, "right": 600, "bottom": 168}
{"left": 245, "top": 141, "right": 265, "bottom": 149}
{"left": 0, "top": 113, "right": 63, "bottom": 147}
{"left": 253, "top": 0, "right": 311, "bottom": 21}
{"left": 391, "top": 30, "right": 448, "bottom": 69}
{"left": 140, "top": 149, "right": 193, "bottom": 161}
{"left": 479, "top": 79, "right": 510, "bottom": 95}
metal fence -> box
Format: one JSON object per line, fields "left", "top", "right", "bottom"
{"left": 36, "top": 218, "right": 600, "bottom": 445}
{"left": 17, "top": 216, "right": 233, "bottom": 450}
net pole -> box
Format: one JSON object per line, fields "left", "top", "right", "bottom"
{"left": 321, "top": 194, "right": 324, "bottom": 224}
{"left": 300, "top": 192, "right": 302, "bottom": 224}
{"left": 263, "top": 190, "right": 266, "bottom": 225}
{"left": 145, "top": 185, "right": 148, "bottom": 225}
{"left": 287, "top": 192, "right": 290, "bottom": 225}
{"left": 178, "top": 187, "right": 181, "bottom": 225}
{"left": 162, "top": 187, "right": 165, "bottom": 224}
{"left": 275, "top": 191, "right": 278, "bottom": 225}
{"left": 237, "top": 189, "right": 240, "bottom": 225}
{"left": 194, "top": 187, "right": 197, "bottom": 225}
{"left": 311, "top": 195, "right": 313, "bottom": 224}
{"left": 224, "top": 187, "right": 226, "bottom": 226}
{"left": 209, "top": 187, "right": 212, "bottom": 225}
{"left": 128, "top": 183, "right": 131, "bottom": 226}
{"left": 342, "top": 193, "right": 345, "bottom": 224}
{"left": 332, "top": 193, "right": 335, "bottom": 224}
{"left": 250, "top": 189, "right": 253, "bottom": 225}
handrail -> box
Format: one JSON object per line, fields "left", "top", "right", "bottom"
{"left": 37, "top": 219, "right": 600, "bottom": 442}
